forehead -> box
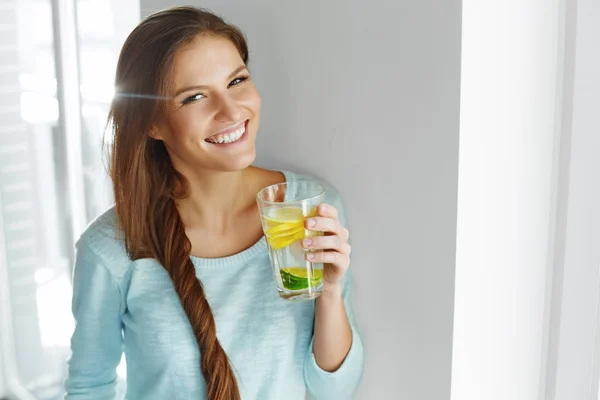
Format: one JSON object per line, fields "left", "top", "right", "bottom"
{"left": 170, "top": 35, "right": 244, "bottom": 88}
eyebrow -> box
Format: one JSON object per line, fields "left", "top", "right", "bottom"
{"left": 173, "top": 65, "right": 248, "bottom": 98}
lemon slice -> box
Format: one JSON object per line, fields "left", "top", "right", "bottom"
{"left": 265, "top": 222, "right": 304, "bottom": 236}
{"left": 267, "top": 230, "right": 305, "bottom": 250}
{"left": 263, "top": 207, "right": 305, "bottom": 250}
{"left": 262, "top": 207, "right": 320, "bottom": 250}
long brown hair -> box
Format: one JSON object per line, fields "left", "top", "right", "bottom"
{"left": 106, "top": 6, "right": 248, "bottom": 399}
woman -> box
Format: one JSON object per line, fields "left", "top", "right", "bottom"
{"left": 65, "top": 6, "right": 363, "bottom": 400}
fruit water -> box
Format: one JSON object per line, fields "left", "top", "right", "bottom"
{"left": 261, "top": 206, "right": 324, "bottom": 300}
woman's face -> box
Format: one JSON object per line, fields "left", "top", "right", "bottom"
{"left": 153, "top": 35, "right": 261, "bottom": 174}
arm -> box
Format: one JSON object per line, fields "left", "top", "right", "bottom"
{"left": 313, "top": 284, "right": 352, "bottom": 371}
{"left": 304, "top": 267, "right": 364, "bottom": 399}
{"left": 64, "top": 243, "right": 124, "bottom": 399}
{"left": 303, "top": 193, "right": 365, "bottom": 399}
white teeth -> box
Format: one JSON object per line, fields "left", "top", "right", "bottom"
{"left": 206, "top": 124, "right": 245, "bottom": 144}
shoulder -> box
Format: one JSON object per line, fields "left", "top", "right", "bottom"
{"left": 75, "top": 206, "right": 132, "bottom": 283}
{"left": 76, "top": 206, "right": 120, "bottom": 251}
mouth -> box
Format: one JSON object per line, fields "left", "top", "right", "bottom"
{"left": 205, "top": 120, "right": 248, "bottom": 145}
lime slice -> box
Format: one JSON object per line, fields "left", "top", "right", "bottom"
{"left": 280, "top": 267, "right": 323, "bottom": 291}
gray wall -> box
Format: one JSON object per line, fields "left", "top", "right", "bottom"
{"left": 140, "top": 1, "right": 462, "bottom": 398}
{"left": 550, "top": 0, "right": 600, "bottom": 398}
{"left": 0, "top": 347, "right": 4, "bottom": 398}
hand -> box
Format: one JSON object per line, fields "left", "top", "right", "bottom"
{"left": 301, "top": 203, "right": 351, "bottom": 290}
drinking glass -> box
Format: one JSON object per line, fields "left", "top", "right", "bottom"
{"left": 256, "top": 181, "right": 325, "bottom": 301}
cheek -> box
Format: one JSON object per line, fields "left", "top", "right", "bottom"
{"left": 165, "top": 110, "right": 209, "bottom": 144}
{"left": 241, "top": 85, "right": 261, "bottom": 115}
{"left": 251, "top": 90, "right": 261, "bottom": 112}
{"left": 253, "top": 94, "right": 262, "bottom": 115}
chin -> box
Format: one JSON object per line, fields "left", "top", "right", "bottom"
{"left": 219, "top": 151, "right": 256, "bottom": 172}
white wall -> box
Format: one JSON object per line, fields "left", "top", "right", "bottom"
{"left": 139, "top": 1, "right": 462, "bottom": 399}
{"left": 452, "top": 1, "right": 563, "bottom": 400}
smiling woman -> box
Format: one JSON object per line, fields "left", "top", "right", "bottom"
{"left": 64, "top": 6, "right": 364, "bottom": 400}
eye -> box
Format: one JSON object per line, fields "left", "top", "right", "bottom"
{"left": 182, "top": 93, "right": 205, "bottom": 105}
{"left": 228, "top": 75, "right": 249, "bottom": 88}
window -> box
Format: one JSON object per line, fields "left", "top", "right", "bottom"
{"left": 0, "top": 1, "right": 139, "bottom": 398}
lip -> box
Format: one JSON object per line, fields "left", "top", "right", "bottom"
{"left": 206, "top": 120, "right": 247, "bottom": 140}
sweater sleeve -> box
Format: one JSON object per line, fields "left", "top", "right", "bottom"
{"left": 64, "top": 242, "right": 125, "bottom": 399}
{"left": 303, "top": 188, "right": 365, "bottom": 399}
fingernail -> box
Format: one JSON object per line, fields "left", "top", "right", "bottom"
{"left": 303, "top": 239, "right": 312, "bottom": 247}
{"left": 321, "top": 204, "right": 328, "bottom": 213}
{"left": 307, "top": 219, "right": 316, "bottom": 227}
{"left": 307, "top": 253, "right": 315, "bottom": 260}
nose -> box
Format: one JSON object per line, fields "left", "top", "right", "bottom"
{"left": 213, "top": 92, "right": 243, "bottom": 123}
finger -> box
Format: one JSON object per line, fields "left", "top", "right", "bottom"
{"left": 305, "top": 216, "right": 346, "bottom": 237}
{"left": 306, "top": 250, "right": 350, "bottom": 268}
{"left": 340, "top": 226, "right": 350, "bottom": 242}
{"left": 301, "top": 235, "right": 351, "bottom": 253}
{"left": 317, "top": 203, "right": 338, "bottom": 219}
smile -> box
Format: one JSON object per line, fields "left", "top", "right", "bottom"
{"left": 205, "top": 121, "right": 247, "bottom": 144}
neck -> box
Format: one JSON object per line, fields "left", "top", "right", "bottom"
{"left": 176, "top": 167, "right": 254, "bottom": 234}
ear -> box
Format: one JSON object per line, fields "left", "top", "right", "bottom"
{"left": 148, "top": 126, "right": 163, "bottom": 141}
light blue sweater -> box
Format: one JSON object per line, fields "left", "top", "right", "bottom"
{"left": 64, "top": 170, "right": 364, "bottom": 400}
